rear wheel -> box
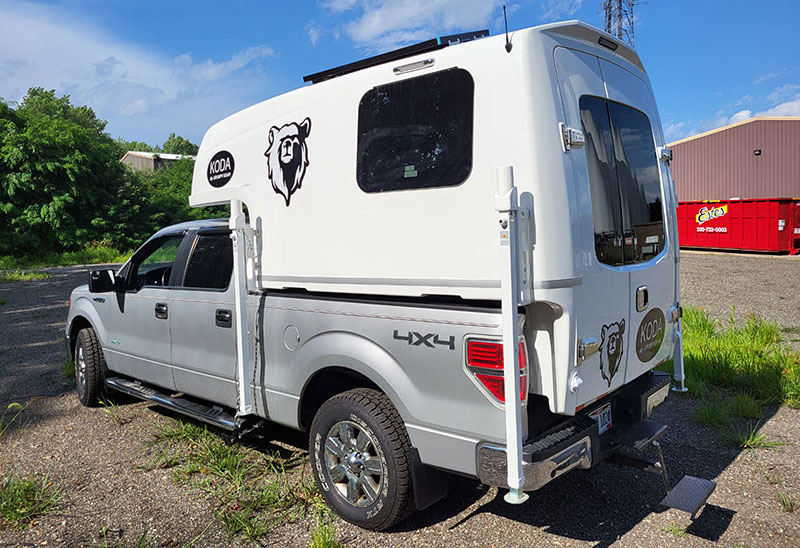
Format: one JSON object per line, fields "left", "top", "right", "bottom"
{"left": 309, "top": 388, "right": 415, "bottom": 531}
{"left": 75, "top": 327, "right": 106, "bottom": 407}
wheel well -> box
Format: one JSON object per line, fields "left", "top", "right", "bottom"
{"left": 68, "top": 316, "right": 93, "bottom": 358}
{"left": 299, "top": 367, "right": 381, "bottom": 430}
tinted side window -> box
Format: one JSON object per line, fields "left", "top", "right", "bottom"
{"left": 182, "top": 233, "right": 233, "bottom": 289}
{"left": 357, "top": 68, "right": 474, "bottom": 193}
{"left": 580, "top": 96, "right": 664, "bottom": 265}
{"left": 129, "top": 235, "right": 184, "bottom": 290}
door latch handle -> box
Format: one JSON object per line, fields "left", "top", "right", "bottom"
{"left": 154, "top": 302, "right": 168, "bottom": 320}
{"left": 215, "top": 309, "right": 232, "bottom": 328}
{"left": 636, "top": 286, "right": 649, "bottom": 312}
{"left": 577, "top": 338, "right": 599, "bottom": 365}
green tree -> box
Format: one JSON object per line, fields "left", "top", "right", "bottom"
{"left": 0, "top": 88, "right": 124, "bottom": 254}
{"left": 160, "top": 133, "right": 199, "bottom": 156}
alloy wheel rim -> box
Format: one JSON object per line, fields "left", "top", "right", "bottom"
{"left": 324, "top": 420, "right": 384, "bottom": 507}
{"left": 76, "top": 345, "right": 87, "bottom": 393}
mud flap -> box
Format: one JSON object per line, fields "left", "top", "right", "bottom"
{"left": 409, "top": 447, "right": 450, "bottom": 510}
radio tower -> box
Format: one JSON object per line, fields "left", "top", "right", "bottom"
{"left": 602, "top": 0, "right": 640, "bottom": 47}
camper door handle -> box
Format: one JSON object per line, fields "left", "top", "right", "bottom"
{"left": 154, "top": 302, "right": 168, "bottom": 320}
{"left": 215, "top": 309, "right": 232, "bottom": 328}
{"left": 577, "top": 338, "right": 599, "bottom": 365}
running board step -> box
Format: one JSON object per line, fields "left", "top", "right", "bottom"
{"left": 609, "top": 420, "right": 668, "bottom": 451}
{"left": 661, "top": 475, "right": 716, "bottom": 519}
{"left": 105, "top": 377, "right": 237, "bottom": 431}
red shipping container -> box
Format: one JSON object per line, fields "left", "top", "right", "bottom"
{"left": 677, "top": 198, "right": 800, "bottom": 254}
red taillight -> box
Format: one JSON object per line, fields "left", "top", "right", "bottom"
{"left": 466, "top": 339, "right": 528, "bottom": 403}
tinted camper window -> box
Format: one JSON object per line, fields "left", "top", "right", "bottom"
{"left": 580, "top": 96, "right": 664, "bottom": 265}
{"left": 356, "top": 68, "right": 474, "bottom": 193}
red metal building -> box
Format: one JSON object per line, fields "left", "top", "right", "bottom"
{"left": 668, "top": 117, "right": 800, "bottom": 253}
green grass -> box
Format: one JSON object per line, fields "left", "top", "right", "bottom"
{"left": 733, "top": 392, "right": 764, "bottom": 419}
{"left": 309, "top": 517, "right": 342, "bottom": 548}
{"left": 62, "top": 358, "right": 75, "bottom": 379}
{"left": 0, "top": 269, "right": 49, "bottom": 284}
{"left": 661, "top": 306, "right": 800, "bottom": 408}
{"left": 145, "top": 419, "right": 324, "bottom": 541}
{"left": 0, "top": 243, "right": 130, "bottom": 270}
{"left": 696, "top": 397, "right": 730, "bottom": 426}
{"left": 99, "top": 400, "right": 131, "bottom": 425}
{"left": 0, "top": 475, "right": 62, "bottom": 530}
{"left": 0, "top": 298, "right": 6, "bottom": 305}
{"left": 1, "top": 402, "right": 26, "bottom": 439}
{"left": 661, "top": 523, "right": 686, "bottom": 537}
{"left": 89, "top": 527, "right": 158, "bottom": 548}
{"left": 777, "top": 490, "right": 796, "bottom": 512}
{"left": 723, "top": 421, "right": 784, "bottom": 449}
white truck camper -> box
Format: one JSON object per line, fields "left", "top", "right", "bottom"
{"left": 68, "top": 20, "right": 715, "bottom": 531}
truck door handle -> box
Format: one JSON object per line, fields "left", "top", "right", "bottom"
{"left": 154, "top": 302, "right": 168, "bottom": 319}
{"left": 215, "top": 309, "right": 232, "bottom": 328}
{"left": 636, "top": 286, "right": 649, "bottom": 312}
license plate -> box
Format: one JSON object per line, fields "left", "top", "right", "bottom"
{"left": 589, "top": 402, "right": 612, "bottom": 435}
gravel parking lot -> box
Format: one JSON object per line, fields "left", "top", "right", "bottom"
{"left": 1, "top": 251, "right": 799, "bottom": 547}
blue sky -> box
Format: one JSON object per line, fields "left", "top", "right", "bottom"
{"left": 2, "top": 0, "right": 798, "bottom": 146}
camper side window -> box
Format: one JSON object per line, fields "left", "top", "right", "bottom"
{"left": 356, "top": 68, "right": 474, "bottom": 193}
{"left": 580, "top": 96, "right": 665, "bottom": 266}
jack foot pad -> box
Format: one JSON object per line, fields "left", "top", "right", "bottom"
{"left": 504, "top": 488, "right": 529, "bottom": 505}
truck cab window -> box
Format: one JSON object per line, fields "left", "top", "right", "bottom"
{"left": 356, "top": 67, "right": 474, "bottom": 193}
{"left": 580, "top": 96, "right": 664, "bottom": 265}
{"left": 182, "top": 233, "right": 233, "bottom": 290}
{"left": 129, "top": 235, "right": 184, "bottom": 290}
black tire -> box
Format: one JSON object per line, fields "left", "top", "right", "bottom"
{"left": 309, "top": 388, "right": 415, "bottom": 531}
{"left": 74, "top": 327, "right": 106, "bottom": 407}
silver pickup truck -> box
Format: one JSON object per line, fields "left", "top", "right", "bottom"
{"left": 66, "top": 219, "right": 702, "bottom": 531}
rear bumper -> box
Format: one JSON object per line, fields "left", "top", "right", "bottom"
{"left": 477, "top": 371, "right": 671, "bottom": 491}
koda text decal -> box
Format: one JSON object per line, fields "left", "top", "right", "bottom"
{"left": 207, "top": 150, "right": 235, "bottom": 188}
{"left": 696, "top": 204, "right": 727, "bottom": 224}
{"left": 265, "top": 117, "right": 311, "bottom": 206}
{"left": 600, "top": 319, "right": 625, "bottom": 387}
{"left": 636, "top": 308, "right": 665, "bottom": 363}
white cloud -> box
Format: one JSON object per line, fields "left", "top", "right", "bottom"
{"left": 306, "top": 20, "right": 323, "bottom": 46}
{"left": 757, "top": 99, "right": 800, "bottom": 117}
{"left": 0, "top": 1, "right": 276, "bottom": 144}
{"left": 728, "top": 109, "right": 752, "bottom": 123}
{"left": 540, "top": 0, "right": 583, "bottom": 20}
{"left": 323, "top": 0, "right": 504, "bottom": 52}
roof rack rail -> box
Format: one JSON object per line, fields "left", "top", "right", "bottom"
{"left": 303, "top": 30, "right": 490, "bottom": 85}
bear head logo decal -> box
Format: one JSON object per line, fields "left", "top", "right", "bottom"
{"left": 264, "top": 117, "right": 311, "bottom": 206}
{"left": 599, "top": 319, "right": 625, "bottom": 386}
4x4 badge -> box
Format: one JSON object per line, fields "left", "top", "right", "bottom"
{"left": 393, "top": 330, "right": 455, "bottom": 350}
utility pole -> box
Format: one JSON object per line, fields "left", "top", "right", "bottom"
{"left": 602, "top": 0, "right": 640, "bottom": 47}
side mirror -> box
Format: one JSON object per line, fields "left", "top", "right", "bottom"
{"left": 89, "top": 269, "right": 116, "bottom": 293}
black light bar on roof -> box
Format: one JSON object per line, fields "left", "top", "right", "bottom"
{"left": 302, "top": 30, "right": 490, "bottom": 85}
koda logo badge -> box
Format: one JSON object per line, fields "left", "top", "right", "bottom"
{"left": 600, "top": 319, "right": 625, "bottom": 386}
{"left": 265, "top": 117, "right": 311, "bottom": 206}
{"left": 636, "top": 308, "right": 665, "bottom": 363}
{"left": 207, "top": 150, "right": 234, "bottom": 188}
{"left": 696, "top": 205, "right": 727, "bottom": 224}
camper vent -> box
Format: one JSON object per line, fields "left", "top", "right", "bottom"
{"left": 303, "top": 30, "right": 490, "bottom": 85}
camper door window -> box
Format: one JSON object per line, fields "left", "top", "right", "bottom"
{"left": 356, "top": 68, "right": 474, "bottom": 193}
{"left": 580, "top": 96, "right": 665, "bottom": 266}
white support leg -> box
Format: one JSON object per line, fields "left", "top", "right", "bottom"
{"left": 230, "top": 199, "right": 254, "bottom": 416}
{"left": 672, "top": 318, "right": 687, "bottom": 393}
{"left": 495, "top": 166, "right": 528, "bottom": 505}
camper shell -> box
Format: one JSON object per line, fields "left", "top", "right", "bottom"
{"left": 68, "top": 20, "right": 716, "bottom": 531}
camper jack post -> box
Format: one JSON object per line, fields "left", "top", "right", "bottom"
{"left": 672, "top": 319, "right": 688, "bottom": 392}
{"left": 230, "top": 199, "right": 254, "bottom": 415}
{"left": 495, "top": 166, "right": 529, "bottom": 505}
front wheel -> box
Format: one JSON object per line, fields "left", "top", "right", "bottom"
{"left": 74, "top": 327, "right": 106, "bottom": 407}
{"left": 309, "top": 388, "right": 415, "bottom": 531}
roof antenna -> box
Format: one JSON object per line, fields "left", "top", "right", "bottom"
{"left": 503, "top": 5, "right": 512, "bottom": 52}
